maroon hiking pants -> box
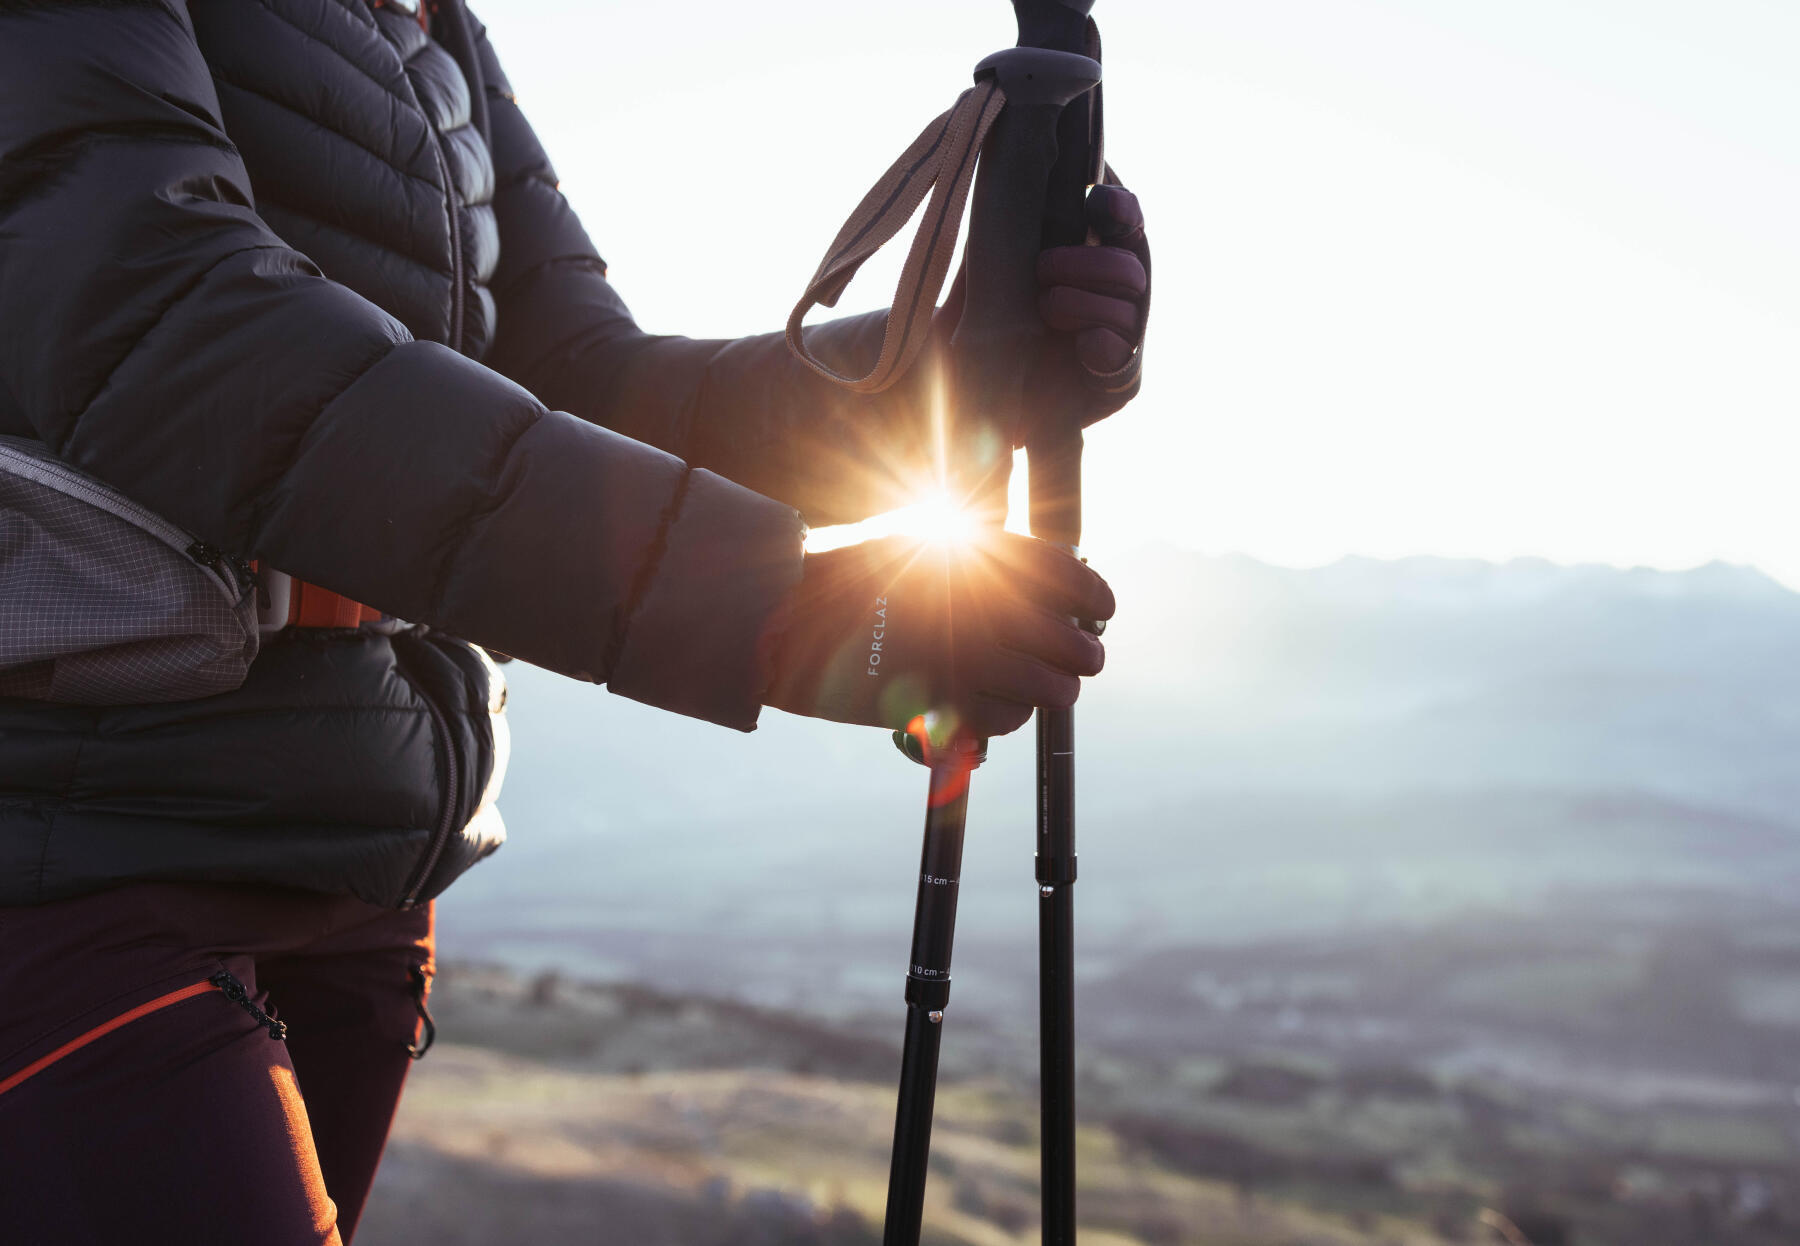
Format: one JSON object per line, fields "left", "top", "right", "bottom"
{"left": 0, "top": 882, "right": 435, "bottom": 1246}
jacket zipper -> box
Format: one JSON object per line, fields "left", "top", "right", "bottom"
{"left": 442, "top": 152, "right": 465, "bottom": 354}
{"left": 401, "top": 668, "right": 461, "bottom": 908}
{"left": 427, "top": 121, "right": 465, "bottom": 354}
{"left": 376, "top": 4, "right": 465, "bottom": 352}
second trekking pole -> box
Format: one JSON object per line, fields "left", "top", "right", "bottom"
{"left": 883, "top": 728, "right": 985, "bottom": 1246}
{"left": 788, "top": 4, "right": 1111, "bottom": 1240}
{"left": 951, "top": 3, "right": 1104, "bottom": 1243}
{"left": 873, "top": 4, "right": 1103, "bottom": 1244}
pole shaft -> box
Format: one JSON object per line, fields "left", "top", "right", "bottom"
{"left": 1025, "top": 29, "right": 1091, "bottom": 1241}
{"left": 1026, "top": 38, "right": 1092, "bottom": 1244}
{"left": 883, "top": 1006, "right": 945, "bottom": 1245}
{"left": 1039, "top": 868, "right": 1076, "bottom": 1240}
{"left": 883, "top": 759, "right": 975, "bottom": 1245}
{"left": 1036, "top": 690, "right": 1078, "bottom": 1242}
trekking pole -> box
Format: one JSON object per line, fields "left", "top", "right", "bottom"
{"left": 883, "top": 727, "right": 985, "bottom": 1245}
{"left": 877, "top": 5, "right": 1102, "bottom": 1244}
{"left": 949, "top": 4, "right": 1102, "bottom": 1243}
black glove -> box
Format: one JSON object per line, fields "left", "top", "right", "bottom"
{"left": 764, "top": 532, "right": 1114, "bottom": 739}
{"left": 932, "top": 184, "right": 1148, "bottom": 450}
{"left": 1035, "top": 184, "right": 1149, "bottom": 397}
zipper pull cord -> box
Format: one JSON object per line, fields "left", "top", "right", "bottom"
{"left": 208, "top": 970, "right": 288, "bottom": 1041}
{"left": 407, "top": 964, "right": 436, "bottom": 1060}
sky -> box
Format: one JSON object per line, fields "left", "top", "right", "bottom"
{"left": 474, "top": 1, "right": 1800, "bottom": 582}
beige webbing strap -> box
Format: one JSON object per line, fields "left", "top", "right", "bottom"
{"left": 791, "top": 17, "right": 1139, "bottom": 398}
{"left": 785, "top": 80, "right": 1006, "bottom": 394}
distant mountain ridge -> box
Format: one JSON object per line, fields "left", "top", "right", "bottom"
{"left": 440, "top": 550, "right": 1800, "bottom": 983}
{"left": 1090, "top": 547, "right": 1800, "bottom": 819}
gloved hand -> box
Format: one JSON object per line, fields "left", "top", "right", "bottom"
{"left": 764, "top": 531, "right": 1114, "bottom": 739}
{"left": 1036, "top": 184, "right": 1149, "bottom": 395}
{"left": 933, "top": 184, "right": 1149, "bottom": 449}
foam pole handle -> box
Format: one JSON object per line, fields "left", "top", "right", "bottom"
{"left": 949, "top": 45, "right": 1099, "bottom": 521}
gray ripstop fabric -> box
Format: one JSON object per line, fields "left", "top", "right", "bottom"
{"left": 0, "top": 438, "right": 257, "bottom": 705}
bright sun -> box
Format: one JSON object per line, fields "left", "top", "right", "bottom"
{"left": 802, "top": 369, "right": 1034, "bottom": 555}
{"left": 805, "top": 489, "right": 980, "bottom": 553}
{"left": 903, "top": 492, "right": 980, "bottom": 546}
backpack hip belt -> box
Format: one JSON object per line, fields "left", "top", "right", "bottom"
{"left": 251, "top": 566, "right": 396, "bottom": 634}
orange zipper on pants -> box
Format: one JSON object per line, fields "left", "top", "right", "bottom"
{"left": 0, "top": 979, "right": 221, "bottom": 1098}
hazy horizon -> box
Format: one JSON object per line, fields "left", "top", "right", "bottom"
{"left": 366, "top": 10, "right": 1800, "bottom": 1237}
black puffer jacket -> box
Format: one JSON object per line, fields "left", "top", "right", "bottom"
{"left": 0, "top": 0, "right": 929, "bottom": 907}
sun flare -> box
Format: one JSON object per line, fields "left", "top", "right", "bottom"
{"left": 804, "top": 489, "right": 980, "bottom": 553}
{"left": 906, "top": 491, "right": 980, "bottom": 547}
{"left": 803, "top": 363, "right": 1037, "bottom": 554}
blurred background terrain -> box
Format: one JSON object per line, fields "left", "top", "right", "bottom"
{"left": 361, "top": 553, "right": 1800, "bottom": 1244}
{"left": 360, "top": 1, "right": 1800, "bottom": 1240}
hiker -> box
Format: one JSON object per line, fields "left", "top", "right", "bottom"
{"left": 0, "top": 2, "right": 1148, "bottom": 1242}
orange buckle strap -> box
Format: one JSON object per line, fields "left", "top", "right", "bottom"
{"left": 251, "top": 563, "right": 381, "bottom": 631}
{"left": 289, "top": 579, "right": 381, "bottom": 629}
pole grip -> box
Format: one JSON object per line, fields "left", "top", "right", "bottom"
{"left": 949, "top": 48, "right": 1098, "bottom": 520}
{"left": 1016, "top": 3, "right": 1100, "bottom": 550}
{"left": 1015, "top": 0, "right": 1094, "bottom": 54}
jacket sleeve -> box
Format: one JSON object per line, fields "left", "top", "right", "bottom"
{"left": 471, "top": 23, "right": 938, "bottom": 529}
{"left": 0, "top": 0, "right": 803, "bottom": 731}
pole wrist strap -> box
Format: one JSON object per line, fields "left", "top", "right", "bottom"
{"left": 788, "top": 18, "right": 1143, "bottom": 399}
{"left": 784, "top": 80, "right": 1006, "bottom": 393}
